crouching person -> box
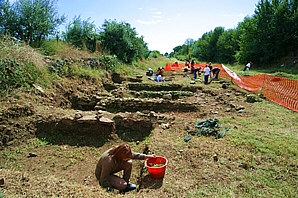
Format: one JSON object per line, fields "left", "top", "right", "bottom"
{"left": 95, "top": 144, "right": 156, "bottom": 192}
{"left": 211, "top": 67, "right": 220, "bottom": 79}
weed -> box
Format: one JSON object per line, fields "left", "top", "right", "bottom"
{"left": 2, "top": 150, "right": 13, "bottom": 160}
{"left": 16, "top": 163, "right": 23, "bottom": 170}
{"left": 35, "top": 138, "right": 49, "bottom": 147}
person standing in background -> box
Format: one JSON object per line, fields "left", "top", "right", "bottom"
{"left": 203, "top": 64, "right": 211, "bottom": 84}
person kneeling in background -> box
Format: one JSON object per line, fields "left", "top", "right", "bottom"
{"left": 146, "top": 68, "right": 153, "bottom": 76}
{"left": 95, "top": 144, "right": 156, "bottom": 192}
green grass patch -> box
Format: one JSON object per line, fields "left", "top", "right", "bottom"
{"left": 224, "top": 63, "right": 298, "bottom": 80}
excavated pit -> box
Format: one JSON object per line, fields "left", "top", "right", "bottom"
{"left": 34, "top": 81, "right": 220, "bottom": 146}
{"left": 70, "top": 83, "right": 207, "bottom": 112}
{"left": 34, "top": 110, "right": 174, "bottom": 146}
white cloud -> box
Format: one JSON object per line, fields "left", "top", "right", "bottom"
{"left": 136, "top": 19, "right": 162, "bottom": 25}
{"left": 138, "top": 8, "right": 143, "bottom": 10}
{"left": 155, "top": 11, "right": 162, "bottom": 15}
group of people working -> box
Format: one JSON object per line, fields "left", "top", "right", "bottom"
{"left": 146, "top": 67, "right": 165, "bottom": 82}
{"left": 186, "top": 60, "right": 221, "bottom": 84}
{"left": 147, "top": 60, "right": 221, "bottom": 84}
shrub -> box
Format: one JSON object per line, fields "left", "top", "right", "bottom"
{"left": 0, "top": 58, "right": 40, "bottom": 94}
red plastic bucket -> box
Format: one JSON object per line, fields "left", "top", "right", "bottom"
{"left": 145, "top": 156, "right": 168, "bottom": 178}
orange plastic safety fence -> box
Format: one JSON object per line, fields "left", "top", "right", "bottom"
{"left": 262, "top": 75, "right": 298, "bottom": 112}
{"left": 165, "top": 62, "right": 298, "bottom": 112}
{"left": 220, "top": 64, "right": 298, "bottom": 112}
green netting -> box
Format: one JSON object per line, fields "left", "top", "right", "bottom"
{"left": 193, "top": 118, "right": 226, "bottom": 138}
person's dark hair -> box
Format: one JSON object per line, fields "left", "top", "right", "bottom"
{"left": 108, "top": 144, "right": 132, "bottom": 162}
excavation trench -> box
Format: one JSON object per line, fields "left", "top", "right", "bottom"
{"left": 34, "top": 110, "right": 174, "bottom": 147}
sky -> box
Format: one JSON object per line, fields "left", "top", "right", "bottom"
{"left": 10, "top": 0, "right": 261, "bottom": 54}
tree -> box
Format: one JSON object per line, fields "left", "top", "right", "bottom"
{"left": 173, "top": 45, "right": 182, "bottom": 54}
{"left": 236, "top": 0, "right": 298, "bottom": 64}
{"left": 150, "top": 50, "right": 162, "bottom": 58}
{"left": 217, "top": 29, "right": 239, "bottom": 63}
{"left": 0, "top": 0, "right": 5, "bottom": 26}
{"left": 99, "top": 20, "right": 149, "bottom": 63}
{"left": 132, "top": 36, "right": 150, "bottom": 60}
{"left": 63, "top": 16, "right": 98, "bottom": 52}
{"left": 206, "top": 27, "right": 225, "bottom": 62}
{"left": 194, "top": 35, "right": 209, "bottom": 61}
{"left": 0, "top": 0, "right": 65, "bottom": 47}
{"left": 236, "top": 17, "right": 260, "bottom": 64}
{"left": 255, "top": 0, "right": 297, "bottom": 59}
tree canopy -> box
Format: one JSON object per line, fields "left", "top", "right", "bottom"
{"left": 170, "top": 0, "right": 297, "bottom": 66}
{"left": 0, "top": 0, "right": 65, "bottom": 47}
{"left": 99, "top": 20, "right": 149, "bottom": 63}
{"left": 63, "top": 16, "right": 98, "bottom": 51}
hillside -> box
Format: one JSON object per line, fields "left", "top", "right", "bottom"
{"left": 0, "top": 38, "right": 297, "bottom": 197}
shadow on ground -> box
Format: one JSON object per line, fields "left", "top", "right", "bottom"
{"left": 35, "top": 122, "right": 110, "bottom": 147}
{"left": 141, "top": 174, "right": 164, "bottom": 189}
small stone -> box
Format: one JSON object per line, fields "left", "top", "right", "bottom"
{"left": 190, "top": 81, "right": 196, "bottom": 84}
{"left": 246, "top": 94, "right": 258, "bottom": 103}
{"left": 28, "top": 152, "right": 37, "bottom": 158}
{"left": 33, "top": 84, "right": 44, "bottom": 93}
{"left": 0, "top": 178, "right": 4, "bottom": 185}
{"left": 136, "top": 141, "right": 140, "bottom": 145}
{"left": 236, "top": 106, "right": 245, "bottom": 111}
{"left": 213, "top": 154, "right": 218, "bottom": 162}
{"left": 230, "top": 103, "right": 237, "bottom": 108}
{"left": 161, "top": 123, "right": 170, "bottom": 130}
{"left": 97, "top": 110, "right": 104, "bottom": 115}
{"left": 150, "top": 111, "right": 156, "bottom": 117}
{"left": 239, "top": 163, "right": 249, "bottom": 170}
{"left": 75, "top": 112, "right": 83, "bottom": 119}
{"left": 99, "top": 117, "right": 114, "bottom": 125}
{"left": 179, "top": 150, "right": 183, "bottom": 153}
{"left": 225, "top": 108, "right": 231, "bottom": 112}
